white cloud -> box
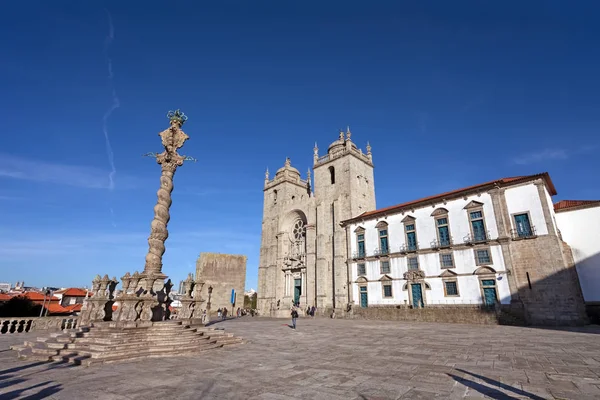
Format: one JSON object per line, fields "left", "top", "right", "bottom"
{"left": 511, "top": 149, "right": 569, "bottom": 165}
{"left": 0, "top": 228, "right": 259, "bottom": 259}
{"left": 0, "top": 154, "right": 138, "bottom": 190}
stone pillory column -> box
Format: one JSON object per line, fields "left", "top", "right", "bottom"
{"left": 142, "top": 110, "right": 196, "bottom": 286}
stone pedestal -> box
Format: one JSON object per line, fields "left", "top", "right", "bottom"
{"left": 177, "top": 273, "right": 206, "bottom": 322}
{"left": 80, "top": 275, "right": 118, "bottom": 324}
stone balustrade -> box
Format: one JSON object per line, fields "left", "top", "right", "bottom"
{"left": 0, "top": 316, "right": 79, "bottom": 334}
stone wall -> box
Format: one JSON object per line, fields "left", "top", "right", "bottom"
{"left": 196, "top": 253, "right": 246, "bottom": 315}
{"left": 0, "top": 316, "right": 79, "bottom": 334}
{"left": 344, "top": 305, "right": 499, "bottom": 325}
{"left": 507, "top": 235, "right": 588, "bottom": 326}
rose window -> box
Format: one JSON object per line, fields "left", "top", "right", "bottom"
{"left": 292, "top": 220, "right": 306, "bottom": 240}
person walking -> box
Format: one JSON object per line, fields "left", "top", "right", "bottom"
{"left": 291, "top": 307, "right": 299, "bottom": 330}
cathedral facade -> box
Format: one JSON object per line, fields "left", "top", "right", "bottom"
{"left": 257, "top": 129, "right": 591, "bottom": 325}
{"left": 258, "top": 129, "right": 374, "bottom": 317}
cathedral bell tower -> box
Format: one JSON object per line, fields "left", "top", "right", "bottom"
{"left": 258, "top": 158, "right": 315, "bottom": 317}
{"left": 312, "top": 127, "right": 376, "bottom": 309}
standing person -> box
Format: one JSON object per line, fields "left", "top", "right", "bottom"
{"left": 310, "top": 306, "right": 316, "bottom": 317}
{"left": 217, "top": 308, "right": 222, "bottom": 319}
{"left": 291, "top": 307, "right": 299, "bottom": 330}
{"left": 223, "top": 307, "right": 228, "bottom": 319}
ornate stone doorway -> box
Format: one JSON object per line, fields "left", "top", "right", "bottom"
{"left": 282, "top": 211, "right": 307, "bottom": 307}
{"left": 294, "top": 278, "right": 302, "bottom": 305}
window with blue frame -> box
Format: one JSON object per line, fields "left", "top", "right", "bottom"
{"left": 440, "top": 253, "right": 454, "bottom": 268}
{"left": 379, "top": 229, "right": 389, "bottom": 254}
{"left": 514, "top": 213, "right": 533, "bottom": 237}
{"left": 405, "top": 223, "right": 417, "bottom": 251}
{"left": 469, "top": 211, "right": 487, "bottom": 241}
{"left": 475, "top": 248, "right": 492, "bottom": 265}
{"left": 357, "top": 233, "right": 365, "bottom": 257}
{"left": 380, "top": 260, "right": 390, "bottom": 274}
{"left": 357, "top": 263, "right": 366, "bottom": 275}
{"left": 444, "top": 281, "right": 459, "bottom": 296}
{"left": 407, "top": 257, "right": 419, "bottom": 270}
{"left": 436, "top": 217, "right": 451, "bottom": 246}
{"left": 383, "top": 284, "right": 393, "bottom": 298}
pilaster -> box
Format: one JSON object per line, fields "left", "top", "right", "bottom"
{"left": 535, "top": 180, "right": 557, "bottom": 236}
{"left": 305, "top": 224, "right": 317, "bottom": 307}
{"left": 489, "top": 188, "right": 520, "bottom": 302}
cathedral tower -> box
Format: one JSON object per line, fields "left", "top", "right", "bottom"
{"left": 257, "top": 128, "right": 375, "bottom": 316}
{"left": 312, "top": 128, "right": 376, "bottom": 309}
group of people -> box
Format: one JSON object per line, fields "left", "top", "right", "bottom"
{"left": 216, "top": 307, "right": 258, "bottom": 320}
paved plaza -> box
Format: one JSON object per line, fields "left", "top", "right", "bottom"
{"left": 1, "top": 318, "right": 600, "bottom": 399}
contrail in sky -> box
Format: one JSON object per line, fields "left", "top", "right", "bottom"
{"left": 102, "top": 9, "right": 119, "bottom": 191}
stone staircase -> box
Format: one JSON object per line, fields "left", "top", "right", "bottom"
{"left": 11, "top": 320, "right": 243, "bottom": 366}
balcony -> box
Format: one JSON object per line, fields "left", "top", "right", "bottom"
{"left": 373, "top": 248, "right": 390, "bottom": 257}
{"left": 510, "top": 226, "right": 537, "bottom": 240}
{"left": 463, "top": 231, "right": 490, "bottom": 246}
{"left": 352, "top": 251, "right": 366, "bottom": 260}
{"left": 399, "top": 243, "right": 419, "bottom": 254}
{"left": 430, "top": 238, "right": 453, "bottom": 250}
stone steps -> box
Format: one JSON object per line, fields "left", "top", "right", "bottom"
{"left": 12, "top": 320, "right": 243, "bottom": 365}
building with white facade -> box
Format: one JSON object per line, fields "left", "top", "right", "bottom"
{"left": 554, "top": 200, "right": 600, "bottom": 322}
{"left": 258, "top": 129, "right": 589, "bottom": 325}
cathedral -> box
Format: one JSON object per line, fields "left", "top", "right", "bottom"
{"left": 257, "top": 129, "right": 596, "bottom": 325}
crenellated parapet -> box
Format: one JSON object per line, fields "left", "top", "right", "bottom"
{"left": 313, "top": 127, "right": 372, "bottom": 168}
{"left": 264, "top": 157, "right": 311, "bottom": 190}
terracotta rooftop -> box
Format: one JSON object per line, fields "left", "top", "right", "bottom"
{"left": 19, "top": 292, "right": 60, "bottom": 302}
{"left": 554, "top": 200, "right": 600, "bottom": 212}
{"left": 44, "top": 303, "right": 73, "bottom": 314}
{"left": 0, "top": 293, "right": 12, "bottom": 301}
{"left": 342, "top": 173, "right": 556, "bottom": 225}
{"left": 54, "top": 288, "right": 91, "bottom": 297}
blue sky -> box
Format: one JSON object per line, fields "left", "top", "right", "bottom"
{"left": 1, "top": 1, "right": 599, "bottom": 291}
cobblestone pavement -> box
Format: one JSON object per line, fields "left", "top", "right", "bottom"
{"left": 1, "top": 318, "right": 600, "bottom": 399}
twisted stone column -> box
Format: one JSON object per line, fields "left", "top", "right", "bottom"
{"left": 144, "top": 163, "right": 176, "bottom": 275}
{"left": 142, "top": 110, "right": 191, "bottom": 277}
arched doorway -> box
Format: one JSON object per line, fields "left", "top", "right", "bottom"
{"left": 282, "top": 210, "right": 307, "bottom": 307}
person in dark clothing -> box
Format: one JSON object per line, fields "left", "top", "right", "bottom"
{"left": 291, "top": 308, "right": 299, "bottom": 329}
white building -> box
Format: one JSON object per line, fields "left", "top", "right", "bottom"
{"left": 554, "top": 200, "right": 600, "bottom": 320}
{"left": 258, "top": 130, "right": 588, "bottom": 325}
{"left": 341, "top": 173, "right": 587, "bottom": 325}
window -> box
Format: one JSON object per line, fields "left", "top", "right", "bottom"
{"left": 444, "top": 281, "right": 459, "bottom": 296}
{"left": 378, "top": 228, "right": 389, "bottom": 254}
{"left": 475, "top": 248, "right": 492, "bottom": 265}
{"left": 383, "top": 284, "right": 393, "bottom": 298}
{"left": 514, "top": 213, "right": 533, "bottom": 238}
{"left": 357, "top": 263, "right": 366, "bottom": 276}
{"left": 405, "top": 223, "right": 417, "bottom": 251}
{"left": 436, "top": 217, "right": 451, "bottom": 247}
{"left": 440, "top": 253, "right": 454, "bottom": 268}
{"left": 407, "top": 257, "right": 419, "bottom": 270}
{"left": 357, "top": 233, "right": 365, "bottom": 257}
{"left": 329, "top": 166, "right": 335, "bottom": 184}
{"left": 273, "top": 190, "right": 278, "bottom": 204}
{"left": 469, "top": 210, "right": 487, "bottom": 242}
{"left": 380, "top": 260, "right": 390, "bottom": 274}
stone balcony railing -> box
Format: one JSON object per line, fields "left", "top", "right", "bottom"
{"left": 0, "top": 316, "right": 79, "bottom": 334}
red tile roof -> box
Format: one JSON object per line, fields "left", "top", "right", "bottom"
{"left": 554, "top": 200, "right": 600, "bottom": 212}
{"left": 342, "top": 173, "right": 556, "bottom": 225}
{"left": 54, "top": 288, "right": 91, "bottom": 297}
{"left": 0, "top": 293, "right": 12, "bottom": 301}
{"left": 44, "top": 303, "right": 72, "bottom": 314}
{"left": 20, "top": 292, "right": 60, "bottom": 302}
{"left": 63, "top": 303, "right": 84, "bottom": 312}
